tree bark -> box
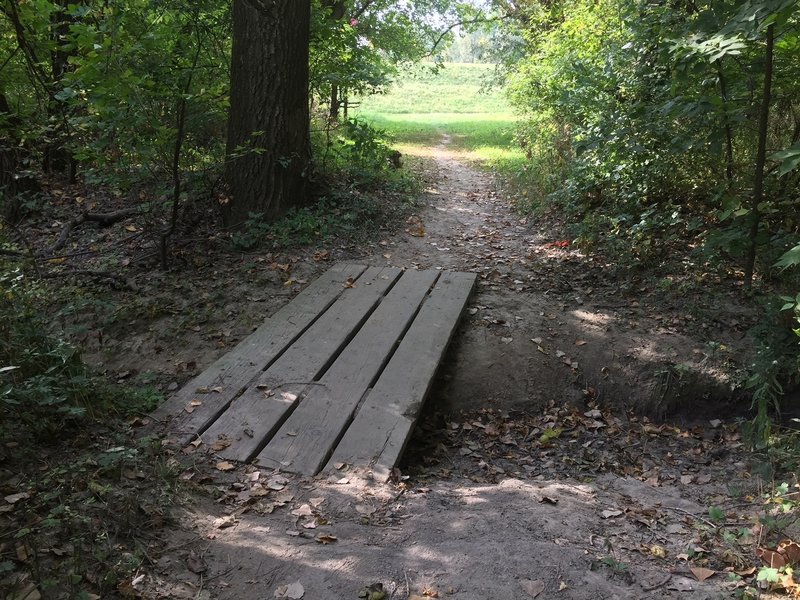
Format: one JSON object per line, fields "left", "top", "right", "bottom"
{"left": 224, "top": 0, "right": 313, "bottom": 227}
{"left": 329, "top": 83, "right": 340, "bottom": 120}
{"left": 743, "top": 23, "right": 774, "bottom": 289}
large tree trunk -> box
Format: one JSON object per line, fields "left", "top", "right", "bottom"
{"left": 224, "top": 0, "right": 313, "bottom": 227}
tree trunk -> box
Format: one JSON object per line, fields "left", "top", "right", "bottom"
{"left": 224, "top": 0, "right": 312, "bottom": 228}
{"left": 743, "top": 23, "right": 774, "bottom": 289}
{"left": 329, "top": 83, "right": 340, "bottom": 120}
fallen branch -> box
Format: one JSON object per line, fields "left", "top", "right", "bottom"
{"left": 42, "top": 213, "right": 85, "bottom": 255}
{"left": 84, "top": 207, "right": 139, "bottom": 227}
{"left": 641, "top": 574, "right": 671, "bottom": 592}
{"left": 37, "top": 207, "right": 140, "bottom": 258}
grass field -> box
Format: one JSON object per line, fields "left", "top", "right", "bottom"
{"left": 354, "top": 63, "right": 524, "bottom": 173}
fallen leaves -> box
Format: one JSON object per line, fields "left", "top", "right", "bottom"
{"left": 405, "top": 215, "right": 426, "bottom": 237}
{"left": 212, "top": 514, "right": 238, "bottom": 529}
{"left": 689, "top": 567, "right": 715, "bottom": 582}
{"left": 4, "top": 492, "right": 31, "bottom": 505}
{"left": 274, "top": 581, "right": 304, "bottom": 599}
{"left": 186, "top": 551, "right": 208, "bottom": 574}
{"left": 315, "top": 533, "right": 337, "bottom": 544}
{"left": 519, "top": 579, "right": 545, "bottom": 597}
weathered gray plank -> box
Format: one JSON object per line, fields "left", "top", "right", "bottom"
{"left": 152, "top": 263, "right": 366, "bottom": 433}
{"left": 326, "top": 271, "right": 476, "bottom": 479}
{"left": 203, "top": 266, "right": 403, "bottom": 461}
{"left": 255, "top": 269, "right": 440, "bottom": 474}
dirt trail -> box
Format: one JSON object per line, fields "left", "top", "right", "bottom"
{"left": 134, "top": 138, "right": 777, "bottom": 600}
{"left": 359, "top": 136, "right": 749, "bottom": 419}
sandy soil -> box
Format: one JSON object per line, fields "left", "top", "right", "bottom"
{"left": 126, "top": 138, "right": 782, "bottom": 600}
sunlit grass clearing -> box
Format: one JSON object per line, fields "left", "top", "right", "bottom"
{"left": 358, "top": 111, "right": 524, "bottom": 171}
{"left": 356, "top": 62, "right": 511, "bottom": 115}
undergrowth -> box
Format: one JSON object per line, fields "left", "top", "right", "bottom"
{"left": 0, "top": 263, "right": 162, "bottom": 439}
{"left": 233, "top": 117, "right": 419, "bottom": 251}
{"left": 0, "top": 256, "right": 181, "bottom": 599}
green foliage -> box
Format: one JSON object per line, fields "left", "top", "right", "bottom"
{"left": 232, "top": 180, "right": 415, "bottom": 252}
{"left": 310, "top": 1, "right": 483, "bottom": 112}
{"left": 338, "top": 118, "right": 396, "bottom": 182}
{"left": 2, "top": 0, "right": 230, "bottom": 183}
{"left": 0, "top": 264, "right": 162, "bottom": 436}
{"left": 500, "top": 0, "right": 800, "bottom": 270}
{"left": 1, "top": 267, "right": 94, "bottom": 428}
{"left": 490, "top": 0, "right": 800, "bottom": 434}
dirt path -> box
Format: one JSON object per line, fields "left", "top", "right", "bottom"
{"left": 131, "top": 138, "right": 781, "bottom": 600}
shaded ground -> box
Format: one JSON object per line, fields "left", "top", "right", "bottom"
{"left": 3, "top": 136, "right": 793, "bottom": 600}
{"left": 134, "top": 137, "right": 781, "bottom": 600}
{"left": 360, "top": 135, "right": 753, "bottom": 421}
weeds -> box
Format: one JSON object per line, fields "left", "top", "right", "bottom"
{"left": 0, "top": 435, "right": 183, "bottom": 599}
{"left": 0, "top": 266, "right": 163, "bottom": 439}
{"left": 232, "top": 187, "right": 417, "bottom": 252}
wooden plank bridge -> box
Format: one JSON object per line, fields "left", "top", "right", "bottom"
{"left": 152, "top": 263, "right": 476, "bottom": 479}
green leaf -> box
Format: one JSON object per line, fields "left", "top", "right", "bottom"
{"left": 775, "top": 244, "right": 800, "bottom": 269}
{"left": 770, "top": 143, "right": 800, "bottom": 177}
{"left": 757, "top": 567, "right": 780, "bottom": 582}
{"left": 708, "top": 506, "right": 726, "bottom": 522}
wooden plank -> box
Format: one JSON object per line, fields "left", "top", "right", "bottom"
{"left": 326, "top": 271, "right": 476, "bottom": 480}
{"left": 255, "top": 269, "right": 440, "bottom": 474}
{"left": 152, "top": 263, "right": 366, "bottom": 435}
{"left": 203, "top": 266, "right": 403, "bottom": 461}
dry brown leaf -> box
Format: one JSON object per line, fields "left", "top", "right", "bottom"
{"left": 4, "top": 492, "right": 30, "bottom": 504}
{"left": 10, "top": 582, "right": 42, "bottom": 600}
{"left": 211, "top": 437, "right": 232, "bottom": 451}
{"left": 215, "top": 461, "right": 236, "bottom": 472}
{"left": 274, "top": 582, "right": 305, "bottom": 599}
{"left": 186, "top": 550, "right": 207, "bottom": 574}
{"left": 213, "top": 514, "right": 238, "bottom": 529}
{"left": 291, "top": 504, "right": 313, "bottom": 517}
{"left": 267, "top": 475, "right": 288, "bottom": 490}
{"left": 316, "top": 534, "right": 337, "bottom": 544}
{"left": 520, "top": 579, "right": 545, "bottom": 597}
{"left": 778, "top": 539, "right": 800, "bottom": 565}
{"left": 757, "top": 547, "right": 787, "bottom": 568}
{"left": 650, "top": 545, "right": 667, "bottom": 558}
{"left": 122, "top": 468, "right": 145, "bottom": 480}
{"left": 285, "top": 582, "right": 304, "bottom": 599}
{"left": 250, "top": 486, "right": 269, "bottom": 498}
{"left": 690, "top": 567, "right": 715, "bottom": 582}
